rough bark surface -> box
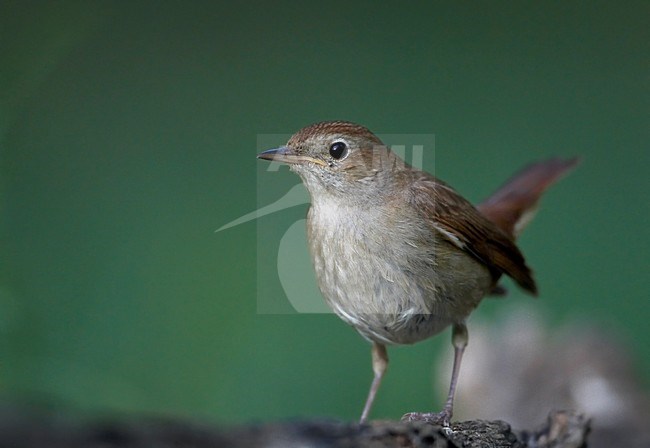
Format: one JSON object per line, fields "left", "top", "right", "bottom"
{"left": 0, "top": 409, "right": 590, "bottom": 448}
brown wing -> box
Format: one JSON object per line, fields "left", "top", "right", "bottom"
{"left": 407, "top": 174, "right": 537, "bottom": 295}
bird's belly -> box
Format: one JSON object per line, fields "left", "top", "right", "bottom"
{"left": 313, "top": 246, "right": 457, "bottom": 345}
{"left": 307, "top": 205, "right": 492, "bottom": 345}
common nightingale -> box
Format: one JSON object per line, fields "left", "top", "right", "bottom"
{"left": 257, "top": 121, "right": 577, "bottom": 425}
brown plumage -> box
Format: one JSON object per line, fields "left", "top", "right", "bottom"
{"left": 407, "top": 175, "right": 538, "bottom": 295}
{"left": 258, "top": 120, "right": 578, "bottom": 425}
{"left": 478, "top": 158, "right": 581, "bottom": 238}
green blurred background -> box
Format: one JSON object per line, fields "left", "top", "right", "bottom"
{"left": 1, "top": 1, "right": 648, "bottom": 424}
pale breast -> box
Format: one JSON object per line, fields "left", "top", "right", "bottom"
{"left": 306, "top": 197, "right": 492, "bottom": 345}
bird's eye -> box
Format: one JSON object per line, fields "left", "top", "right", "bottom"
{"left": 329, "top": 141, "right": 348, "bottom": 160}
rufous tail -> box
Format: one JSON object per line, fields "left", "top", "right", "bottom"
{"left": 478, "top": 158, "right": 580, "bottom": 239}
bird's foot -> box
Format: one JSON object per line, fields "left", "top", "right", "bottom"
{"left": 401, "top": 409, "right": 452, "bottom": 427}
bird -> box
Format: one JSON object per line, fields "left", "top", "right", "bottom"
{"left": 257, "top": 120, "right": 578, "bottom": 425}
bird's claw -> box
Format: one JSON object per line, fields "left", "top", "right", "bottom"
{"left": 401, "top": 410, "right": 452, "bottom": 427}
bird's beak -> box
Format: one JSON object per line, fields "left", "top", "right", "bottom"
{"left": 257, "top": 147, "right": 327, "bottom": 167}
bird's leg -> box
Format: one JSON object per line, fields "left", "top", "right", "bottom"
{"left": 359, "top": 342, "right": 388, "bottom": 423}
{"left": 402, "top": 322, "right": 468, "bottom": 426}
{"left": 442, "top": 322, "right": 468, "bottom": 419}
